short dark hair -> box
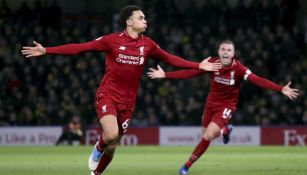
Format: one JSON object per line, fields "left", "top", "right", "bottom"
{"left": 219, "top": 40, "right": 235, "bottom": 50}
{"left": 119, "top": 5, "right": 142, "bottom": 29}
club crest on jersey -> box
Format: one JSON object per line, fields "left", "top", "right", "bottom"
{"left": 230, "top": 71, "right": 235, "bottom": 78}
{"left": 214, "top": 70, "right": 236, "bottom": 86}
{"left": 230, "top": 71, "right": 235, "bottom": 85}
{"left": 139, "top": 46, "right": 144, "bottom": 55}
{"left": 139, "top": 57, "right": 144, "bottom": 65}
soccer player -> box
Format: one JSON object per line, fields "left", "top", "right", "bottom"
{"left": 147, "top": 40, "right": 299, "bottom": 175}
{"left": 21, "top": 5, "right": 222, "bottom": 175}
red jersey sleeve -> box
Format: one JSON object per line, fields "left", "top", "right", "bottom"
{"left": 46, "top": 35, "right": 112, "bottom": 55}
{"left": 247, "top": 74, "right": 283, "bottom": 91}
{"left": 236, "top": 61, "right": 283, "bottom": 92}
{"left": 165, "top": 69, "right": 206, "bottom": 79}
{"left": 148, "top": 39, "right": 199, "bottom": 69}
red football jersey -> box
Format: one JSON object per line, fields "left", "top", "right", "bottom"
{"left": 206, "top": 57, "right": 249, "bottom": 107}
{"left": 165, "top": 57, "right": 282, "bottom": 108}
{"left": 46, "top": 31, "right": 199, "bottom": 104}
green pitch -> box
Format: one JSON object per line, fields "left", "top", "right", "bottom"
{"left": 0, "top": 146, "right": 306, "bottom": 175}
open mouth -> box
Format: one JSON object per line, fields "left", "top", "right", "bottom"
{"left": 222, "top": 55, "right": 229, "bottom": 59}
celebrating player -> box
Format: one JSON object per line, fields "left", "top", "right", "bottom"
{"left": 21, "top": 5, "right": 222, "bottom": 175}
{"left": 147, "top": 40, "right": 299, "bottom": 175}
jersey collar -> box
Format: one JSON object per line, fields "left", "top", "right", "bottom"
{"left": 123, "top": 30, "right": 144, "bottom": 40}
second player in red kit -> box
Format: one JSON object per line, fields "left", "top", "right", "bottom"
{"left": 147, "top": 40, "right": 299, "bottom": 175}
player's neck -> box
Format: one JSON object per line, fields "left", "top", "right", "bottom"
{"left": 125, "top": 28, "right": 140, "bottom": 39}
{"left": 222, "top": 59, "right": 234, "bottom": 68}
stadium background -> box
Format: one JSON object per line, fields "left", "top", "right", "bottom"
{"left": 0, "top": 0, "right": 306, "bottom": 146}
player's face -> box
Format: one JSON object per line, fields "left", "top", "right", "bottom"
{"left": 218, "top": 43, "right": 235, "bottom": 66}
{"left": 127, "top": 10, "right": 147, "bottom": 33}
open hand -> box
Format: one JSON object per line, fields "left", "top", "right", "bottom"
{"left": 199, "top": 57, "right": 222, "bottom": 71}
{"left": 147, "top": 65, "right": 165, "bottom": 79}
{"left": 21, "top": 41, "right": 46, "bottom": 58}
{"left": 281, "top": 82, "right": 299, "bottom": 100}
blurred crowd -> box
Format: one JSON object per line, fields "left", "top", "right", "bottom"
{"left": 0, "top": 0, "right": 306, "bottom": 127}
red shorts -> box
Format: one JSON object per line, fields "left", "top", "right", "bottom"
{"left": 202, "top": 102, "right": 236, "bottom": 129}
{"left": 95, "top": 93, "right": 134, "bottom": 135}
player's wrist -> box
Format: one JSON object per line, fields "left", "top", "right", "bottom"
{"left": 44, "top": 47, "right": 48, "bottom": 54}
{"left": 42, "top": 47, "right": 47, "bottom": 54}
{"left": 162, "top": 72, "right": 166, "bottom": 78}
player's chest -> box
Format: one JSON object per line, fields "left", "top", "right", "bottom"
{"left": 110, "top": 41, "right": 150, "bottom": 66}
{"left": 111, "top": 40, "right": 151, "bottom": 57}
{"left": 211, "top": 69, "right": 238, "bottom": 86}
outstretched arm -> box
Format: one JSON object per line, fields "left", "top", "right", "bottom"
{"left": 21, "top": 38, "right": 107, "bottom": 58}
{"left": 248, "top": 74, "right": 299, "bottom": 100}
{"left": 150, "top": 46, "right": 221, "bottom": 71}
{"left": 147, "top": 65, "right": 206, "bottom": 79}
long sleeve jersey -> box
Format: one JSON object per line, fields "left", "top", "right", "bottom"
{"left": 165, "top": 57, "right": 282, "bottom": 107}
{"left": 46, "top": 31, "right": 199, "bottom": 104}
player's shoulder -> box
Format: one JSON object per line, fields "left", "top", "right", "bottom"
{"left": 95, "top": 32, "right": 123, "bottom": 40}
{"left": 233, "top": 58, "right": 249, "bottom": 72}
{"left": 141, "top": 35, "right": 159, "bottom": 49}
{"left": 107, "top": 32, "right": 124, "bottom": 39}
{"left": 232, "top": 58, "right": 244, "bottom": 66}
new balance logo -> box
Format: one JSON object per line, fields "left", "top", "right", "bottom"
{"left": 119, "top": 46, "right": 126, "bottom": 50}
